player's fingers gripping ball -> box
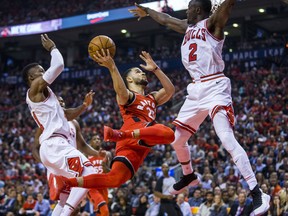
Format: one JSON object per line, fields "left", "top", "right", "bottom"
{"left": 88, "top": 35, "right": 116, "bottom": 62}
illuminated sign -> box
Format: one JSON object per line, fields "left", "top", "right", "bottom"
{"left": 0, "top": 0, "right": 189, "bottom": 38}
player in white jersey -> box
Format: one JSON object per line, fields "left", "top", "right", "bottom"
{"left": 22, "top": 34, "right": 104, "bottom": 216}
{"left": 129, "top": 0, "right": 270, "bottom": 215}
{"left": 33, "top": 95, "right": 108, "bottom": 216}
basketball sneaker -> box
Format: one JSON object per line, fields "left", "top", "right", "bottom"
{"left": 251, "top": 185, "right": 270, "bottom": 216}
{"left": 104, "top": 126, "right": 125, "bottom": 142}
{"left": 49, "top": 174, "right": 69, "bottom": 200}
{"left": 168, "top": 172, "right": 200, "bottom": 195}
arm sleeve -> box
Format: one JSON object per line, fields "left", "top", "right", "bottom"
{"left": 42, "top": 48, "right": 64, "bottom": 84}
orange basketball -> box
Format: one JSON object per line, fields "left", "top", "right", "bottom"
{"left": 88, "top": 35, "right": 116, "bottom": 60}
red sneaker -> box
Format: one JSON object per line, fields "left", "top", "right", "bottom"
{"left": 104, "top": 126, "right": 125, "bottom": 142}
{"left": 49, "top": 174, "right": 69, "bottom": 200}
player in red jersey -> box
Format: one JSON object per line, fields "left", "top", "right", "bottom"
{"left": 87, "top": 134, "right": 112, "bottom": 215}
{"left": 56, "top": 49, "right": 175, "bottom": 190}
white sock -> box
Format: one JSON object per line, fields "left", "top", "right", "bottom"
{"left": 61, "top": 187, "right": 88, "bottom": 216}
{"left": 172, "top": 127, "right": 193, "bottom": 175}
{"left": 213, "top": 111, "right": 257, "bottom": 190}
{"left": 51, "top": 193, "right": 69, "bottom": 216}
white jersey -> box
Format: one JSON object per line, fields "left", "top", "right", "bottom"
{"left": 181, "top": 18, "right": 225, "bottom": 79}
{"left": 68, "top": 121, "right": 77, "bottom": 148}
{"left": 26, "top": 87, "right": 70, "bottom": 143}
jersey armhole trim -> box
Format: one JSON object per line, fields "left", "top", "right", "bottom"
{"left": 204, "top": 19, "right": 223, "bottom": 42}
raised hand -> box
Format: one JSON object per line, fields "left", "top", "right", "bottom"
{"left": 139, "top": 51, "right": 158, "bottom": 72}
{"left": 93, "top": 49, "right": 116, "bottom": 70}
{"left": 83, "top": 90, "right": 95, "bottom": 107}
{"left": 41, "top": 34, "right": 56, "bottom": 52}
{"left": 128, "top": 3, "right": 148, "bottom": 21}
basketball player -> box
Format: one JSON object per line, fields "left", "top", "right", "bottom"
{"left": 87, "top": 134, "right": 112, "bottom": 215}
{"left": 55, "top": 49, "right": 175, "bottom": 191}
{"left": 129, "top": 0, "right": 270, "bottom": 215}
{"left": 22, "top": 34, "right": 104, "bottom": 216}
{"left": 33, "top": 95, "right": 109, "bottom": 216}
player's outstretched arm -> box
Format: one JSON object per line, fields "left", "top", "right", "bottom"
{"left": 139, "top": 51, "right": 175, "bottom": 106}
{"left": 93, "top": 49, "right": 131, "bottom": 105}
{"left": 29, "top": 34, "right": 64, "bottom": 102}
{"left": 129, "top": 3, "right": 188, "bottom": 34}
{"left": 64, "top": 90, "right": 94, "bottom": 121}
{"left": 207, "top": 0, "right": 236, "bottom": 39}
{"left": 73, "top": 120, "right": 104, "bottom": 157}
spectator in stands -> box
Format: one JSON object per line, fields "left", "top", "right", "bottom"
{"left": 134, "top": 194, "right": 149, "bottom": 216}
{"left": 188, "top": 189, "right": 203, "bottom": 207}
{"left": 145, "top": 195, "right": 161, "bottom": 216}
{"left": 210, "top": 194, "right": 228, "bottom": 216}
{"left": 33, "top": 192, "right": 51, "bottom": 216}
{"left": 19, "top": 194, "right": 37, "bottom": 215}
{"left": 0, "top": 188, "right": 16, "bottom": 215}
{"left": 228, "top": 191, "right": 253, "bottom": 216}
{"left": 177, "top": 193, "right": 192, "bottom": 216}
{"left": 197, "top": 191, "right": 214, "bottom": 216}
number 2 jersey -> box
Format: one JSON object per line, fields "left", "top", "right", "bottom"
{"left": 181, "top": 18, "right": 225, "bottom": 79}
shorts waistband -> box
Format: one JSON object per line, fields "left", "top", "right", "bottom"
{"left": 192, "top": 72, "right": 225, "bottom": 83}
{"left": 50, "top": 133, "right": 68, "bottom": 139}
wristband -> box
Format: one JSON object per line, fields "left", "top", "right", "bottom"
{"left": 50, "top": 46, "right": 57, "bottom": 52}
{"left": 152, "top": 66, "right": 159, "bottom": 72}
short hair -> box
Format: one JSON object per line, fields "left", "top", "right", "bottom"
{"left": 206, "top": 191, "right": 214, "bottom": 196}
{"left": 195, "top": 0, "right": 212, "bottom": 14}
{"left": 122, "top": 67, "right": 134, "bottom": 87}
{"left": 22, "top": 63, "right": 39, "bottom": 85}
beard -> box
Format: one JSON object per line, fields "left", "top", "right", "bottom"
{"left": 136, "top": 79, "right": 148, "bottom": 86}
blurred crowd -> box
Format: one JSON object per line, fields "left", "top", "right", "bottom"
{"left": 0, "top": 0, "right": 158, "bottom": 26}
{"left": 0, "top": 46, "right": 287, "bottom": 215}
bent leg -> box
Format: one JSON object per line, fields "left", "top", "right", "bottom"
{"left": 65, "top": 161, "right": 132, "bottom": 188}
{"left": 138, "top": 124, "right": 175, "bottom": 145}
{"left": 171, "top": 127, "right": 193, "bottom": 175}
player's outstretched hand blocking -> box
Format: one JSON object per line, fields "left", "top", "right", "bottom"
{"left": 83, "top": 90, "right": 95, "bottom": 107}
{"left": 93, "top": 49, "right": 116, "bottom": 70}
{"left": 139, "top": 51, "right": 158, "bottom": 72}
{"left": 128, "top": 3, "right": 148, "bottom": 21}
{"left": 41, "top": 34, "right": 56, "bottom": 52}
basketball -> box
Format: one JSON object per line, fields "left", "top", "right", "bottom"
{"left": 88, "top": 35, "right": 116, "bottom": 60}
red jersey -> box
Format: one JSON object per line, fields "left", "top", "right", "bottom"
{"left": 88, "top": 155, "right": 106, "bottom": 174}
{"left": 119, "top": 92, "right": 156, "bottom": 122}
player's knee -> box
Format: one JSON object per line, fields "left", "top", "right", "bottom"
{"left": 98, "top": 204, "right": 109, "bottom": 216}
{"left": 164, "top": 127, "right": 175, "bottom": 143}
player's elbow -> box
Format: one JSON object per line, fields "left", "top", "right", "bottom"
{"left": 55, "top": 63, "right": 64, "bottom": 72}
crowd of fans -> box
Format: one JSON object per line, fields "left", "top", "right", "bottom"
{"left": 0, "top": 0, "right": 158, "bottom": 26}
{"left": 0, "top": 44, "right": 287, "bottom": 215}
{"left": 0, "top": 10, "right": 287, "bottom": 212}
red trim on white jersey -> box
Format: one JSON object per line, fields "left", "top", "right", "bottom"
{"left": 204, "top": 20, "right": 223, "bottom": 42}
{"left": 172, "top": 120, "right": 196, "bottom": 135}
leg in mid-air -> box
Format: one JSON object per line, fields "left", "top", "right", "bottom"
{"left": 213, "top": 109, "right": 270, "bottom": 215}
{"left": 104, "top": 123, "right": 175, "bottom": 145}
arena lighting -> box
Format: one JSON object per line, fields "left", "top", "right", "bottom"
{"left": 0, "top": 0, "right": 244, "bottom": 38}
{"left": 224, "top": 31, "right": 229, "bottom": 36}
{"left": 258, "top": 8, "right": 265, "bottom": 13}
{"left": 232, "top": 23, "right": 239, "bottom": 28}
{"left": 121, "top": 29, "right": 127, "bottom": 34}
